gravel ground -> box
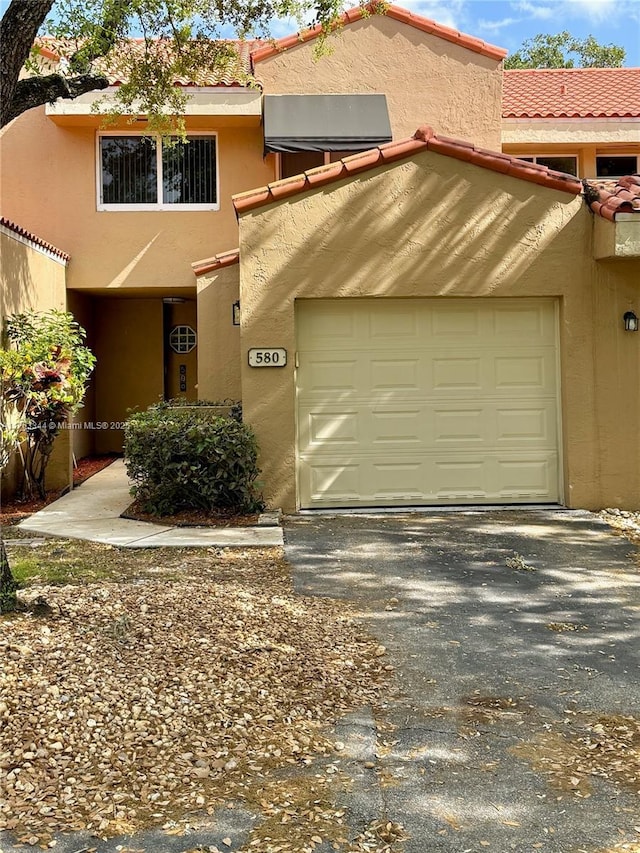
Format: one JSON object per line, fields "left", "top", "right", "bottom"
{"left": 600, "top": 509, "right": 640, "bottom": 545}
{"left": 0, "top": 547, "right": 394, "bottom": 851}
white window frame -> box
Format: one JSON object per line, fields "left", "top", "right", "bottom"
{"left": 514, "top": 153, "right": 579, "bottom": 176}
{"left": 96, "top": 131, "right": 220, "bottom": 212}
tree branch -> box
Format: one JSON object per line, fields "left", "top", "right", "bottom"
{"left": 0, "top": 0, "right": 54, "bottom": 125}
{"left": 3, "top": 73, "right": 109, "bottom": 126}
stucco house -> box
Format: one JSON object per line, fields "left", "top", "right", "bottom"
{"left": 1, "top": 4, "right": 639, "bottom": 510}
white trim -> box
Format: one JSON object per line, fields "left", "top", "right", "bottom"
{"left": 96, "top": 130, "right": 220, "bottom": 212}
{"left": 48, "top": 87, "right": 262, "bottom": 118}
{"left": 0, "top": 224, "right": 68, "bottom": 265}
{"left": 553, "top": 298, "right": 565, "bottom": 507}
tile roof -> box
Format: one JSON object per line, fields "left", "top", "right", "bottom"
{"left": 250, "top": 3, "right": 507, "bottom": 63}
{"left": 233, "top": 125, "right": 583, "bottom": 215}
{"left": 36, "top": 38, "right": 262, "bottom": 87}
{"left": 503, "top": 67, "right": 640, "bottom": 118}
{"left": 585, "top": 175, "right": 640, "bottom": 221}
{"left": 191, "top": 249, "right": 240, "bottom": 277}
{"left": 0, "top": 218, "right": 69, "bottom": 261}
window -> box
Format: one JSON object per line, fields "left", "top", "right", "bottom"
{"left": 98, "top": 133, "right": 218, "bottom": 210}
{"left": 169, "top": 325, "right": 197, "bottom": 354}
{"left": 516, "top": 155, "right": 578, "bottom": 176}
{"left": 596, "top": 156, "right": 639, "bottom": 178}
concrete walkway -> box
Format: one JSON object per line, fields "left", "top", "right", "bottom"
{"left": 17, "top": 460, "right": 283, "bottom": 548}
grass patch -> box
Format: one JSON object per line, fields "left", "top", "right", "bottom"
{"left": 3, "top": 538, "right": 198, "bottom": 589}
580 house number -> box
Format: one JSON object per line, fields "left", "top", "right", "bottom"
{"left": 248, "top": 348, "right": 287, "bottom": 367}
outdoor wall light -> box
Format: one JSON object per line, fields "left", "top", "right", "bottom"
{"left": 623, "top": 311, "right": 638, "bottom": 332}
{"left": 232, "top": 300, "right": 241, "bottom": 326}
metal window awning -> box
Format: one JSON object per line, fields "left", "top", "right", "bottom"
{"left": 263, "top": 94, "right": 392, "bottom": 153}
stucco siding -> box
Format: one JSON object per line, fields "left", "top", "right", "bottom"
{"left": 236, "top": 148, "right": 636, "bottom": 512}
{"left": 197, "top": 265, "right": 241, "bottom": 402}
{"left": 0, "top": 108, "right": 274, "bottom": 294}
{"left": 591, "top": 260, "right": 640, "bottom": 509}
{"left": 0, "top": 228, "right": 72, "bottom": 496}
{"left": 256, "top": 15, "right": 503, "bottom": 149}
{"left": 92, "top": 298, "right": 164, "bottom": 453}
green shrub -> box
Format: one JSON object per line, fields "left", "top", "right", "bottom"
{"left": 123, "top": 402, "right": 263, "bottom": 516}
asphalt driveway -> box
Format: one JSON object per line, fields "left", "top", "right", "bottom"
{"left": 284, "top": 509, "right": 640, "bottom": 853}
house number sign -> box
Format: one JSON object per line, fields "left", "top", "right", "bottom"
{"left": 248, "top": 348, "right": 287, "bottom": 367}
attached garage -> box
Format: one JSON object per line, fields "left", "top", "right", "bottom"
{"left": 296, "top": 298, "right": 561, "bottom": 508}
{"left": 235, "top": 129, "right": 639, "bottom": 513}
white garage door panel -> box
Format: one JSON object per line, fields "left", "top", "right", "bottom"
{"left": 298, "top": 349, "right": 557, "bottom": 399}
{"left": 298, "top": 401, "right": 557, "bottom": 453}
{"left": 296, "top": 299, "right": 560, "bottom": 508}
{"left": 300, "top": 453, "right": 558, "bottom": 505}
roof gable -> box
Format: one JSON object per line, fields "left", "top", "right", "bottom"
{"left": 503, "top": 68, "right": 640, "bottom": 119}
{"left": 250, "top": 3, "right": 507, "bottom": 64}
{"left": 233, "top": 125, "right": 582, "bottom": 215}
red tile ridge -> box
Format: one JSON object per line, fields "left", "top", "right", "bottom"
{"left": 585, "top": 175, "right": 640, "bottom": 219}
{"left": 191, "top": 248, "right": 240, "bottom": 276}
{"left": 0, "top": 217, "right": 69, "bottom": 261}
{"left": 250, "top": 3, "right": 507, "bottom": 65}
{"left": 233, "top": 126, "right": 582, "bottom": 216}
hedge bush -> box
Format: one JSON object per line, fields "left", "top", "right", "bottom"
{"left": 123, "top": 401, "right": 263, "bottom": 516}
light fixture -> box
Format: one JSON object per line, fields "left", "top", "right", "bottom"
{"left": 163, "top": 297, "right": 186, "bottom": 304}
{"left": 232, "top": 300, "right": 241, "bottom": 326}
{"left": 623, "top": 311, "right": 638, "bottom": 332}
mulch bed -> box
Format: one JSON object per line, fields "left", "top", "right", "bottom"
{"left": 2, "top": 455, "right": 260, "bottom": 528}
{"left": 121, "top": 500, "right": 260, "bottom": 528}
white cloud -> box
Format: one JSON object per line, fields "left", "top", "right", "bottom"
{"left": 400, "top": 0, "right": 467, "bottom": 31}
{"left": 562, "top": 0, "right": 627, "bottom": 23}
{"left": 513, "top": 1, "right": 555, "bottom": 20}
{"left": 476, "top": 16, "right": 520, "bottom": 32}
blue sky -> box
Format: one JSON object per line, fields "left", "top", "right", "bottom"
{"left": 273, "top": 0, "right": 640, "bottom": 66}
{"left": 3, "top": 0, "right": 637, "bottom": 66}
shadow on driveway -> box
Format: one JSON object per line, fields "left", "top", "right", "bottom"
{"left": 285, "top": 509, "right": 640, "bottom": 853}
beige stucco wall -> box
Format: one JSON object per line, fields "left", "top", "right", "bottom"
{"left": 1, "top": 106, "right": 275, "bottom": 427}
{"left": 591, "top": 259, "right": 640, "bottom": 508}
{"left": 238, "top": 149, "right": 639, "bottom": 512}
{"left": 0, "top": 108, "right": 274, "bottom": 293}
{"left": 594, "top": 217, "right": 640, "bottom": 260}
{"left": 65, "top": 290, "right": 97, "bottom": 461}
{"left": 166, "top": 298, "right": 198, "bottom": 400}
{"left": 91, "top": 297, "right": 164, "bottom": 453}
{"left": 0, "top": 228, "right": 72, "bottom": 497}
{"left": 256, "top": 14, "right": 503, "bottom": 149}
{"left": 196, "top": 265, "right": 241, "bottom": 402}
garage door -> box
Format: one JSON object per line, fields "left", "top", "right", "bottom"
{"left": 296, "top": 298, "right": 560, "bottom": 508}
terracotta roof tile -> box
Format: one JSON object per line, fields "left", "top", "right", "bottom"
{"left": 191, "top": 248, "right": 240, "bottom": 276}
{"left": 232, "top": 125, "right": 582, "bottom": 215}
{"left": 250, "top": 3, "right": 507, "bottom": 64}
{"left": 503, "top": 67, "right": 640, "bottom": 118}
{"left": 0, "top": 218, "right": 69, "bottom": 261}
{"left": 36, "top": 38, "right": 262, "bottom": 87}
{"left": 585, "top": 175, "right": 640, "bottom": 221}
